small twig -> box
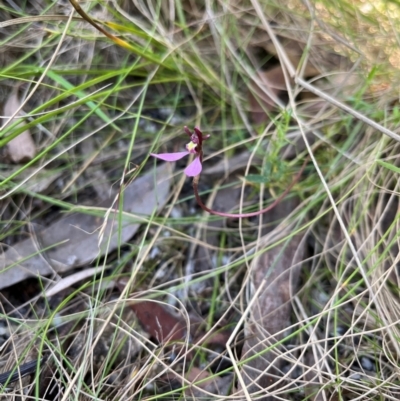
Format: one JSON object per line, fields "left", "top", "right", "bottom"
{"left": 68, "top": 0, "right": 138, "bottom": 52}
{"left": 69, "top": 0, "right": 114, "bottom": 40}
{"left": 0, "top": 356, "right": 46, "bottom": 387}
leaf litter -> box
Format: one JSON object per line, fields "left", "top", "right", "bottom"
{"left": 1, "top": 1, "right": 397, "bottom": 400}
{"left": 238, "top": 197, "right": 306, "bottom": 401}
{"left": 2, "top": 90, "right": 36, "bottom": 163}
{"left": 0, "top": 164, "right": 172, "bottom": 289}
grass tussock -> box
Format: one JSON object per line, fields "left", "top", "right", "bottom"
{"left": 1, "top": 0, "right": 400, "bottom": 400}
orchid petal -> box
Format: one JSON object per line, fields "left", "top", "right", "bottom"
{"left": 184, "top": 156, "right": 202, "bottom": 177}
{"left": 184, "top": 126, "right": 192, "bottom": 137}
{"left": 194, "top": 127, "right": 203, "bottom": 137}
{"left": 150, "top": 151, "right": 189, "bottom": 162}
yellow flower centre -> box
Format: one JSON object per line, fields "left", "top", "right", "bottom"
{"left": 186, "top": 141, "right": 197, "bottom": 153}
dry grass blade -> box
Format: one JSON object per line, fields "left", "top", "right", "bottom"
{"left": 185, "top": 367, "right": 233, "bottom": 399}
{"left": 0, "top": 15, "right": 82, "bottom": 29}
{"left": 3, "top": 1, "right": 400, "bottom": 400}
{"left": 238, "top": 198, "right": 306, "bottom": 401}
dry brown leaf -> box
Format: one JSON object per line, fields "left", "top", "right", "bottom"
{"left": 248, "top": 65, "right": 289, "bottom": 124}
{"left": 3, "top": 91, "right": 36, "bottom": 163}
{"left": 248, "top": 31, "right": 349, "bottom": 125}
{"left": 0, "top": 165, "right": 172, "bottom": 289}
{"left": 127, "top": 300, "right": 187, "bottom": 344}
{"left": 160, "top": 368, "right": 233, "bottom": 400}
{"left": 185, "top": 367, "right": 233, "bottom": 399}
{"left": 239, "top": 198, "right": 306, "bottom": 401}
{"left": 248, "top": 64, "right": 323, "bottom": 125}
{"left": 259, "top": 34, "right": 342, "bottom": 76}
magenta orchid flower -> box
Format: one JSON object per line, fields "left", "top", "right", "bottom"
{"left": 150, "top": 125, "right": 307, "bottom": 218}
{"left": 150, "top": 126, "right": 210, "bottom": 177}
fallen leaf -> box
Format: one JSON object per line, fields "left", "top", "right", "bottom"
{"left": 0, "top": 167, "right": 62, "bottom": 193}
{"left": 160, "top": 368, "right": 233, "bottom": 400}
{"left": 248, "top": 65, "right": 289, "bottom": 124}
{"left": 248, "top": 32, "right": 348, "bottom": 125}
{"left": 258, "top": 35, "right": 342, "bottom": 76}
{"left": 128, "top": 300, "right": 187, "bottom": 344}
{"left": 185, "top": 367, "right": 233, "bottom": 399}
{"left": 3, "top": 91, "right": 36, "bottom": 163}
{"left": 118, "top": 279, "right": 230, "bottom": 351}
{"left": 238, "top": 198, "right": 307, "bottom": 401}
{"left": 44, "top": 266, "right": 112, "bottom": 298}
{"left": 0, "top": 165, "right": 172, "bottom": 289}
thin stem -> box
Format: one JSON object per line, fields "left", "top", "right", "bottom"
{"left": 192, "top": 159, "right": 308, "bottom": 218}
{"left": 69, "top": 0, "right": 114, "bottom": 40}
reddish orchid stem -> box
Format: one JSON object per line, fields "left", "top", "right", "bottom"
{"left": 192, "top": 159, "right": 308, "bottom": 218}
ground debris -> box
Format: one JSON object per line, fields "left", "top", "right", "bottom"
{"left": 238, "top": 198, "right": 306, "bottom": 400}
{"left": 2, "top": 91, "right": 36, "bottom": 163}
{"left": 0, "top": 165, "right": 172, "bottom": 289}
